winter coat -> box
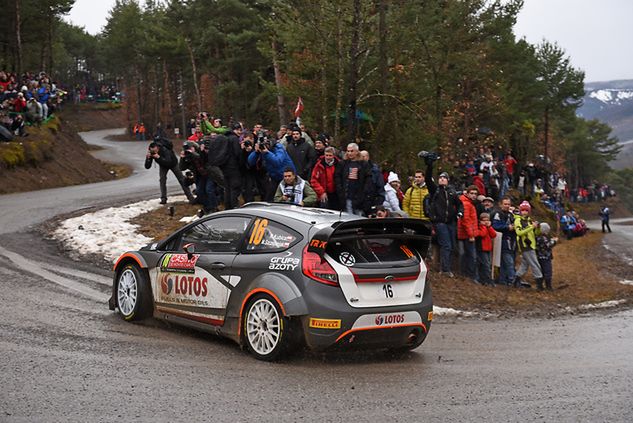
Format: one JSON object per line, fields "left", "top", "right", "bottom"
{"left": 403, "top": 184, "right": 430, "bottom": 220}
{"left": 491, "top": 209, "right": 517, "bottom": 252}
{"left": 457, "top": 194, "right": 478, "bottom": 240}
{"left": 383, "top": 183, "right": 402, "bottom": 212}
{"left": 476, "top": 224, "right": 497, "bottom": 252}
{"left": 367, "top": 161, "right": 386, "bottom": 208}
{"left": 426, "top": 185, "right": 463, "bottom": 224}
{"left": 536, "top": 234, "right": 556, "bottom": 260}
{"left": 514, "top": 215, "right": 538, "bottom": 251}
{"left": 273, "top": 176, "right": 317, "bottom": 206}
{"left": 334, "top": 159, "right": 372, "bottom": 211}
{"left": 286, "top": 137, "right": 317, "bottom": 181}
{"left": 248, "top": 143, "right": 295, "bottom": 182}
{"left": 472, "top": 175, "right": 486, "bottom": 196}
{"left": 145, "top": 144, "right": 178, "bottom": 169}
{"left": 310, "top": 156, "right": 339, "bottom": 196}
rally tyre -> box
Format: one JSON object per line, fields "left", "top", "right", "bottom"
{"left": 244, "top": 294, "right": 289, "bottom": 361}
{"left": 116, "top": 264, "right": 152, "bottom": 322}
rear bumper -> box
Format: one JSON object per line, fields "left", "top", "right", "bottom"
{"left": 299, "top": 281, "right": 433, "bottom": 351}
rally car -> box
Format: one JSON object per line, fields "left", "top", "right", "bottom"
{"left": 109, "top": 203, "right": 433, "bottom": 361}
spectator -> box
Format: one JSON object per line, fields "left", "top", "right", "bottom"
{"left": 286, "top": 126, "right": 316, "bottom": 181}
{"left": 513, "top": 201, "right": 542, "bottom": 288}
{"left": 274, "top": 167, "right": 317, "bottom": 206}
{"left": 179, "top": 141, "right": 218, "bottom": 214}
{"left": 599, "top": 206, "right": 612, "bottom": 233}
{"left": 383, "top": 172, "right": 405, "bottom": 215}
{"left": 248, "top": 136, "right": 296, "bottom": 202}
{"left": 536, "top": 222, "right": 557, "bottom": 291}
{"left": 491, "top": 197, "right": 518, "bottom": 287}
{"left": 457, "top": 185, "right": 479, "bottom": 281}
{"left": 403, "top": 166, "right": 432, "bottom": 221}
{"left": 310, "top": 146, "right": 340, "bottom": 210}
{"left": 145, "top": 138, "right": 195, "bottom": 205}
{"left": 476, "top": 212, "right": 497, "bottom": 286}
{"left": 426, "top": 171, "right": 463, "bottom": 277}
{"left": 335, "top": 142, "right": 372, "bottom": 215}
{"left": 360, "top": 150, "right": 386, "bottom": 214}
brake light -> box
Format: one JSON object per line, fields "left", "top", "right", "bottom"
{"left": 302, "top": 245, "right": 339, "bottom": 286}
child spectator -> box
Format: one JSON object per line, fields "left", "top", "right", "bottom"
{"left": 536, "top": 223, "right": 557, "bottom": 291}
{"left": 513, "top": 200, "right": 543, "bottom": 288}
{"left": 476, "top": 212, "right": 497, "bottom": 286}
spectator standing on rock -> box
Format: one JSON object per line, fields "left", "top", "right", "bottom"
{"left": 513, "top": 201, "right": 542, "bottom": 288}
{"left": 145, "top": 137, "right": 195, "bottom": 205}
{"left": 491, "top": 197, "right": 518, "bottom": 286}
{"left": 599, "top": 206, "right": 612, "bottom": 233}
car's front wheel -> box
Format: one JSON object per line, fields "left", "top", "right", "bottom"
{"left": 116, "top": 264, "right": 152, "bottom": 321}
{"left": 244, "top": 294, "right": 289, "bottom": 361}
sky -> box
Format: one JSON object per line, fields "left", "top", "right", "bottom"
{"left": 66, "top": 0, "right": 633, "bottom": 83}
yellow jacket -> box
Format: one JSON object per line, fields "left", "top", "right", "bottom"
{"left": 403, "top": 184, "right": 430, "bottom": 220}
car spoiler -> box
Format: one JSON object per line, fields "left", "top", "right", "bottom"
{"left": 308, "top": 218, "right": 432, "bottom": 259}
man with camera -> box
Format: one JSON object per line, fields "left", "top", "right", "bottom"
{"left": 145, "top": 137, "right": 195, "bottom": 205}
{"left": 179, "top": 141, "right": 218, "bottom": 214}
{"left": 247, "top": 135, "right": 296, "bottom": 202}
{"left": 274, "top": 167, "right": 317, "bottom": 207}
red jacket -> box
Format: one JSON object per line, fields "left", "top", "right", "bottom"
{"left": 473, "top": 175, "right": 486, "bottom": 196}
{"left": 310, "top": 156, "right": 338, "bottom": 196}
{"left": 476, "top": 224, "right": 497, "bottom": 251}
{"left": 458, "top": 194, "right": 478, "bottom": 240}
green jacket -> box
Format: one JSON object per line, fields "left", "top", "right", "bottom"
{"left": 200, "top": 119, "right": 229, "bottom": 135}
{"left": 514, "top": 215, "right": 539, "bottom": 251}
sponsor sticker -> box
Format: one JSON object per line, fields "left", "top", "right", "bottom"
{"left": 339, "top": 252, "right": 356, "bottom": 267}
{"left": 159, "top": 273, "right": 210, "bottom": 306}
{"left": 309, "top": 318, "right": 341, "bottom": 329}
{"left": 428, "top": 311, "right": 433, "bottom": 321}
{"left": 268, "top": 255, "right": 300, "bottom": 271}
{"left": 160, "top": 253, "right": 200, "bottom": 273}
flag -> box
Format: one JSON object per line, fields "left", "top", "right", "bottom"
{"left": 294, "top": 97, "right": 304, "bottom": 118}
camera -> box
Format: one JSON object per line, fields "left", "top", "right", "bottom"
{"left": 243, "top": 140, "right": 253, "bottom": 148}
{"left": 418, "top": 150, "right": 440, "bottom": 163}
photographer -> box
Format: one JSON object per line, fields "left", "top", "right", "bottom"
{"left": 179, "top": 141, "right": 218, "bottom": 214}
{"left": 145, "top": 137, "right": 195, "bottom": 205}
{"left": 274, "top": 167, "right": 317, "bottom": 207}
{"left": 247, "top": 135, "right": 296, "bottom": 202}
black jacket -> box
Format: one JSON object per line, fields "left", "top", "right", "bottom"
{"left": 286, "top": 138, "right": 316, "bottom": 181}
{"left": 334, "top": 159, "right": 372, "bottom": 211}
{"left": 144, "top": 144, "right": 178, "bottom": 169}
{"left": 426, "top": 184, "right": 463, "bottom": 224}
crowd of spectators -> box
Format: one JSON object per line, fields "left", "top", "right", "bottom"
{"left": 0, "top": 70, "right": 66, "bottom": 142}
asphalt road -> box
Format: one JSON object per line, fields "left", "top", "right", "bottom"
{"left": 1, "top": 130, "right": 632, "bottom": 422}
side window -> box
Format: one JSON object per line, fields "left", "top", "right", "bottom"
{"left": 180, "top": 217, "right": 251, "bottom": 253}
{"left": 245, "top": 218, "right": 300, "bottom": 252}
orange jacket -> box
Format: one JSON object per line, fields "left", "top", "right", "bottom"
{"left": 476, "top": 224, "right": 497, "bottom": 251}
{"left": 457, "top": 194, "right": 478, "bottom": 240}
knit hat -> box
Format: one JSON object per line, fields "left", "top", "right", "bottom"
{"left": 519, "top": 201, "right": 531, "bottom": 212}
{"left": 438, "top": 172, "right": 450, "bottom": 180}
{"left": 387, "top": 171, "right": 400, "bottom": 183}
{"left": 540, "top": 222, "right": 551, "bottom": 234}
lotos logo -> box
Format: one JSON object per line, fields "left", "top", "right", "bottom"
{"left": 375, "top": 313, "right": 405, "bottom": 326}
{"left": 160, "top": 274, "right": 174, "bottom": 295}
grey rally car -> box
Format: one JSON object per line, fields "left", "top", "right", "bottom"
{"left": 109, "top": 203, "right": 433, "bottom": 361}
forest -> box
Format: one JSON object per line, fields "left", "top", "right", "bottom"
{"left": 0, "top": 0, "right": 626, "bottom": 196}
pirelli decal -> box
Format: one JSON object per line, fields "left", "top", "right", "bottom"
{"left": 309, "top": 318, "right": 341, "bottom": 330}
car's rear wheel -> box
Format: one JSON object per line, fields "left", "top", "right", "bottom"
{"left": 244, "top": 294, "right": 288, "bottom": 361}
{"left": 116, "top": 264, "right": 152, "bottom": 321}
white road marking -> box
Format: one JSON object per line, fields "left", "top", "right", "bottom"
{"left": 38, "top": 262, "right": 112, "bottom": 286}
{"left": 0, "top": 246, "right": 109, "bottom": 303}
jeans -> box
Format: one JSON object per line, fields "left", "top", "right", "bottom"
{"left": 345, "top": 199, "right": 364, "bottom": 216}
{"left": 458, "top": 239, "right": 477, "bottom": 280}
{"left": 435, "top": 222, "right": 456, "bottom": 272}
{"left": 477, "top": 251, "right": 492, "bottom": 285}
{"left": 498, "top": 250, "right": 516, "bottom": 285}
{"left": 196, "top": 175, "right": 218, "bottom": 212}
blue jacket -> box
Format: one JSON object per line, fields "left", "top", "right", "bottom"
{"left": 491, "top": 208, "right": 517, "bottom": 252}
{"left": 248, "top": 143, "right": 295, "bottom": 182}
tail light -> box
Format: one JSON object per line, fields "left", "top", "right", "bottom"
{"left": 302, "top": 245, "right": 339, "bottom": 286}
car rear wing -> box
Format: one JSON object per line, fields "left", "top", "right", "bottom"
{"left": 308, "top": 218, "right": 432, "bottom": 259}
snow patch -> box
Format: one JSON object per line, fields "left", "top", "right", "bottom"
{"left": 578, "top": 299, "right": 626, "bottom": 310}
{"left": 588, "top": 89, "right": 633, "bottom": 104}
{"left": 589, "top": 89, "right": 613, "bottom": 102}
{"left": 54, "top": 196, "right": 186, "bottom": 262}
{"left": 619, "top": 279, "right": 633, "bottom": 286}
{"left": 433, "top": 306, "right": 476, "bottom": 317}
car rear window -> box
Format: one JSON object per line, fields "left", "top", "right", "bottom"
{"left": 327, "top": 237, "right": 420, "bottom": 266}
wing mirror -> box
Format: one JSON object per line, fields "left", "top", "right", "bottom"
{"left": 183, "top": 243, "right": 196, "bottom": 260}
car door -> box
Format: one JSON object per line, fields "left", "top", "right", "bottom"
{"left": 154, "top": 215, "right": 252, "bottom": 326}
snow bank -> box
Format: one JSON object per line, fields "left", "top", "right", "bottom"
{"left": 577, "top": 299, "right": 626, "bottom": 310}
{"left": 619, "top": 279, "right": 633, "bottom": 286}
{"left": 54, "top": 196, "right": 186, "bottom": 262}
{"left": 433, "top": 306, "right": 477, "bottom": 317}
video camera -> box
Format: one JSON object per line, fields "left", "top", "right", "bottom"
{"left": 255, "top": 130, "right": 270, "bottom": 149}
{"left": 418, "top": 150, "right": 440, "bottom": 164}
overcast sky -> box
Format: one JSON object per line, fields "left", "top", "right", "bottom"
{"left": 66, "top": 0, "right": 633, "bottom": 83}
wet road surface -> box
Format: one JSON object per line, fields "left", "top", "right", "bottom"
{"left": 1, "top": 130, "right": 632, "bottom": 421}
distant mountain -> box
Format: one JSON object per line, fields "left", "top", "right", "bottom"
{"left": 579, "top": 80, "right": 633, "bottom": 169}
